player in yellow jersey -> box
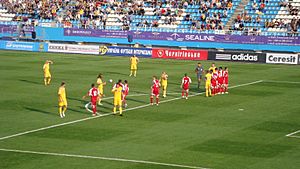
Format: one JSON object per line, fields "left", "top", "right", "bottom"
{"left": 129, "top": 55, "right": 139, "bottom": 77}
{"left": 209, "top": 63, "right": 216, "bottom": 73}
{"left": 43, "top": 60, "right": 53, "bottom": 86}
{"left": 58, "top": 82, "right": 67, "bottom": 118}
{"left": 112, "top": 80, "right": 123, "bottom": 116}
{"left": 205, "top": 70, "right": 212, "bottom": 97}
{"left": 96, "top": 73, "right": 106, "bottom": 105}
{"left": 160, "top": 72, "right": 168, "bottom": 98}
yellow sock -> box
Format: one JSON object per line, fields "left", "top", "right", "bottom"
{"left": 119, "top": 106, "right": 123, "bottom": 114}
{"left": 44, "top": 79, "right": 47, "bottom": 85}
{"left": 209, "top": 89, "right": 211, "bottom": 96}
{"left": 206, "top": 89, "right": 208, "bottom": 97}
{"left": 133, "top": 71, "right": 137, "bottom": 76}
{"left": 98, "top": 99, "right": 101, "bottom": 104}
{"left": 62, "top": 106, "right": 67, "bottom": 113}
{"left": 163, "top": 90, "right": 166, "bottom": 96}
{"left": 130, "top": 71, "right": 133, "bottom": 76}
{"left": 113, "top": 107, "right": 116, "bottom": 114}
{"left": 59, "top": 107, "right": 62, "bottom": 115}
{"left": 47, "top": 78, "right": 51, "bottom": 85}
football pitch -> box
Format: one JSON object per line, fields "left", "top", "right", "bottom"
{"left": 0, "top": 50, "right": 300, "bottom": 169}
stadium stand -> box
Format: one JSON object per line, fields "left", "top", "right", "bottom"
{"left": 0, "top": 0, "right": 299, "bottom": 36}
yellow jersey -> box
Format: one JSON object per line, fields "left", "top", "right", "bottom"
{"left": 43, "top": 63, "right": 50, "bottom": 73}
{"left": 160, "top": 74, "right": 168, "bottom": 86}
{"left": 112, "top": 85, "right": 123, "bottom": 100}
{"left": 205, "top": 73, "right": 212, "bottom": 84}
{"left": 130, "top": 57, "right": 138, "bottom": 65}
{"left": 97, "top": 78, "right": 103, "bottom": 89}
{"left": 58, "top": 86, "right": 67, "bottom": 105}
{"left": 209, "top": 66, "right": 216, "bottom": 73}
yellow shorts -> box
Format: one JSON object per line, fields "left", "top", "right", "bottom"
{"left": 131, "top": 64, "right": 137, "bottom": 70}
{"left": 59, "top": 100, "right": 67, "bottom": 107}
{"left": 44, "top": 72, "right": 51, "bottom": 78}
{"left": 162, "top": 84, "right": 167, "bottom": 90}
{"left": 98, "top": 88, "right": 103, "bottom": 95}
{"left": 205, "top": 83, "right": 211, "bottom": 89}
{"left": 114, "top": 99, "right": 122, "bottom": 106}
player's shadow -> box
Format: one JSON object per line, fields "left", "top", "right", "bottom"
{"left": 19, "top": 79, "right": 40, "bottom": 85}
{"left": 68, "top": 107, "right": 88, "bottom": 115}
{"left": 129, "top": 90, "right": 148, "bottom": 94}
{"left": 127, "top": 97, "right": 148, "bottom": 104}
{"left": 24, "top": 107, "right": 56, "bottom": 116}
{"left": 104, "top": 71, "right": 128, "bottom": 76}
{"left": 67, "top": 97, "right": 85, "bottom": 104}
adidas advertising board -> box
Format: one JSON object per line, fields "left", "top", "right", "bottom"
{"left": 209, "top": 51, "right": 265, "bottom": 63}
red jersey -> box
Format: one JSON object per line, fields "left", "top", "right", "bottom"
{"left": 211, "top": 72, "right": 218, "bottom": 86}
{"left": 89, "top": 87, "right": 99, "bottom": 102}
{"left": 223, "top": 71, "right": 228, "bottom": 84}
{"left": 152, "top": 79, "right": 160, "bottom": 95}
{"left": 182, "top": 76, "right": 192, "bottom": 90}
{"left": 123, "top": 84, "right": 129, "bottom": 96}
{"left": 217, "top": 70, "right": 224, "bottom": 84}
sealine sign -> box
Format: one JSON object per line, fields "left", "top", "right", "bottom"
{"left": 266, "top": 53, "right": 298, "bottom": 65}
{"left": 216, "top": 53, "right": 258, "bottom": 62}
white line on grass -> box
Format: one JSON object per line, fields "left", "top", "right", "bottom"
{"left": 0, "top": 80, "right": 263, "bottom": 141}
{"left": 286, "top": 130, "right": 300, "bottom": 137}
{"left": 0, "top": 148, "right": 209, "bottom": 169}
{"left": 263, "top": 80, "right": 300, "bottom": 84}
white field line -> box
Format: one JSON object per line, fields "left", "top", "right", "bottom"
{"left": 0, "top": 80, "right": 263, "bottom": 141}
{"left": 286, "top": 130, "right": 300, "bottom": 137}
{"left": 286, "top": 135, "right": 300, "bottom": 139}
{"left": 0, "top": 148, "right": 208, "bottom": 169}
{"left": 263, "top": 80, "right": 300, "bottom": 84}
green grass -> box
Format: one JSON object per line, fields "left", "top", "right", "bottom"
{"left": 0, "top": 50, "right": 300, "bottom": 169}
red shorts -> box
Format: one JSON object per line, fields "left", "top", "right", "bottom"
{"left": 122, "top": 94, "right": 127, "bottom": 101}
{"left": 152, "top": 89, "right": 159, "bottom": 96}
{"left": 211, "top": 81, "right": 217, "bottom": 88}
{"left": 183, "top": 85, "right": 189, "bottom": 90}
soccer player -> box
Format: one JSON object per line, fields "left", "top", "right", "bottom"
{"left": 129, "top": 55, "right": 139, "bottom": 77}
{"left": 43, "top": 60, "right": 53, "bottom": 86}
{"left": 58, "top": 82, "right": 67, "bottom": 118}
{"left": 223, "top": 67, "right": 229, "bottom": 94}
{"left": 209, "top": 63, "right": 216, "bottom": 73}
{"left": 205, "top": 70, "right": 212, "bottom": 97}
{"left": 112, "top": 80, "right": 123, "bottom": 116}
{"left": 195, "top": 62, "right": 204, "bottom": 89}
{"left": 150, "top": 76, "right": 160, "bottom": 105}
{"left": 160, "top": 72, "right": 168, "bottom": 98}
{"left": 181, "top": 73, "right": 192, "bottom": 99}
{"left": 96, "top": 73, "right": 106, "bottom": 105}
{"left": 211, "top": 68, "right": 218, "bottom": 96}
{"left": 83, "top": 84, "right": 99, "bottom": 116}
{"left": 217, "top": 67, "right": 224, "bottom": 94}
{"left": 122, "top": 80, "right": 129, "bottom": 108}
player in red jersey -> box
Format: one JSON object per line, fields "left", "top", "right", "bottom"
{"left": 83, "top": 83, "right": 99, "bottom": 116}
{"left": 150, "top": 76, "right": 160, "bottom": 106}
{"left": 181, "top": 73, "right": 192, "bottom": 99}
{"left": 223, "top": 67, "right": 229, "bottom": 94}
{"left": 211, "top": 68, "right": 218, "bottom": 96}
{"left": 217, "top": 67, "right": 224, "bottom": 94}
{"left": 122, "top": 80, "right": 129, "bottom": 108}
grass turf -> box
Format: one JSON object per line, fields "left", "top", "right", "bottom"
{"left": 0, "top": 50, "right": 300, "bottom": 169}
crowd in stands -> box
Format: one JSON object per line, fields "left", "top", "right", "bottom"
{"left": 0, "top": 0, "right": 299, "bottom": 35}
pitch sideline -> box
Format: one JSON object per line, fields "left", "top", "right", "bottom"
{"left": 0, "top": 80, "right": 263, "bottom": 141}
{"left": 0, "top": 148, "right": 209, "bottom": 169}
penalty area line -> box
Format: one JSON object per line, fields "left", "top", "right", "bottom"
{"left": 286, "top": 130, "right": 300, "bottom": 138}
{"left": 0, "top": 148, "right": 209, "bottom": 169}
{"left": 0, "top": 80, "right": 263, "bottom": 141}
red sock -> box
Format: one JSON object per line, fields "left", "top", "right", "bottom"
{"left": 182, "top": 91, "right": 184, "bottom": 97}
{"left": 186, "top": 92, "right": 188, "bottom": 97}
{"left": 156, "top": 98, "right": 159, "bottom": 104}
{"left": 150, "top": 97, "right": 153, "bottom": 103}
{"left": 92, "top": 105, "right": 97, "bottom": 114}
